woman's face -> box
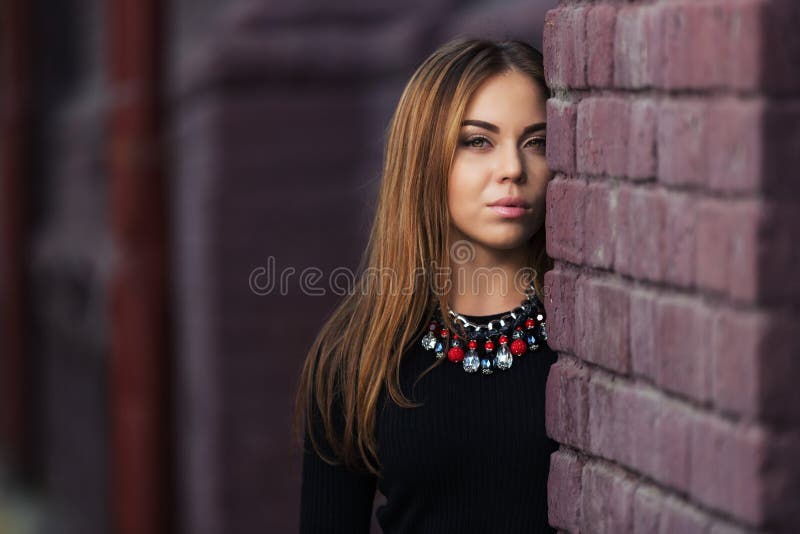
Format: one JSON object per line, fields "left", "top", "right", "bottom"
{"left": 447, "top": 69, "right": 552, "bottom": 254}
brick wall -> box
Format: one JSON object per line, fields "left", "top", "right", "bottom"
{"left": 542, "top": 1, "right": 800, "bottom": 533}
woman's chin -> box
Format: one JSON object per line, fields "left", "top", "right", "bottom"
{"left": 477, "top": 233, "right": 536, "bottom": 253}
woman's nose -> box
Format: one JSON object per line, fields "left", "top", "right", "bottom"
{"left": 498, "top": 144, "right": 524, "bottom": 183}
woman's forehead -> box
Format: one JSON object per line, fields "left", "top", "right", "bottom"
{"left": 463, "top": 71, "right": 547, "bottom": 127}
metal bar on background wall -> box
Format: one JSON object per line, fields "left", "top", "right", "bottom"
{"left": 108, "top": 0, "right": 172, "bottom": 533}
{"left": 0, "top": 0, "right": 30, "bottom": 470}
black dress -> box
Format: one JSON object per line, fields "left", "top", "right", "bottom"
{"left": 300, "top": 308, "right": 559, "bottom": 533}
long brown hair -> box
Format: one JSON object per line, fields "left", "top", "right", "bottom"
{"left": 294, "top": 38, "right": 551, "bottom": 475}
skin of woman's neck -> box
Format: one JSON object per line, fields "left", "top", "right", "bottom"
{"left": 447, "top": 243, "right": 531, "bottom": 317}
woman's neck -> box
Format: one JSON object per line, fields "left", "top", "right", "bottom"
{"left": 446, "top": 243, "right": 533, "bottom": 317}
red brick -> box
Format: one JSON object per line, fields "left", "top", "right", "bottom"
{"left": 728, "top": 200, "right": 765, "bottom": 303}
{"left": 658, "top": 1, "right": 760, "bottom": 91}
{"left": 545, "top": 358, "right": 590, "bottom": 450}
{"left": 657, "top": 99, "right": 708, "bottom": 188}
{"left": 546, "top": 99, "right": 577, "bottom": 175}
{"left": 628, "top": 389, "right": 661, "bottom": 478}
{"left": 627, "top": 99, "right": 657, "bottom": 180}
{"left": 614, "top": 185, "right": 664, "bottom": 282}
{"left": 706, "top": 98, "right": 765, "bottom": 194}
{"left": 690, "top": 415, "right": 767, "bottom": 524}
{"left": 660, "top": 191, "right": 696, "bottom": 288}
{"left": 543, "top": 6, "right": 587, "bottom": 90}
{"left": 576, "top": 97, "right": 631, "bottom": 176}
{"left": 575, "top": 277, "right": 630, "bottom": 374}
{"left": 629, "top": 289, "right": 658, "bottom": 381}
{"left": 587, "top": 374, "right": 636, "bottom": 466}
{"left": 695, "top": 199, "right": 764, "bottom": 301}
{"left": 658, "top": 496, "right": 712, "bottom": 534}
{"left": 653, "top": 400, "right": 693, "bottom": 493}
{"left": 542, "top": 8, "right": 560, "bottom": 87}
{"left": 694, "top": 198, "right": 732, "bottom": 295}
{"left": 580, "top": 462, "right": 636, "bottom": 534}
{"left": 543, "top": 266, "right": 578, "bottom": 354}
{"left": 726, "top": 0, "right": 764, "bottom": 92}
{"left": 547, "top": 449, "right": 584, "bottom": 533}
{"left": 658, "top": 3, "right": 721, "bottom": 90}
{"left": 583, "top": 180, "right": 616, "bottom": 270}
{"left": 545, "top": 176, "right": 587, "bottom": 265}
{"left": 614, "top": 5, "right": 660, "bottom": 89}
{"left": 633, "top": 485, "right": 662, "bottom": 533}
{"left": 713, "top": 309, "right": 800, "bottom": 422}
{"left": 711, "top": 308, "right": 765, "bottom": 418}
{"left": 654, "top": 296, "right": 714, "bottom": 402}
{"left": 586, "top": 4, "right": 616, "bottom": 88}
{"left": 696, "top": 100, "right": 800, "bottom": 199}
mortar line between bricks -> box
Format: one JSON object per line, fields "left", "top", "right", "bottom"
{"left": 553, "top": 444, "right": 763, "bottom": 533}
{"left": 549, "top": 260, "right": 800, "bottom": 316}
{"left": 553, "top": 352, "right": 782, "bottom": 431}
{"left": 579, "top": 174, "right": 771, "bottom": 201}
{"left": 557, "top": 170, "right": 800, "bottom": 203}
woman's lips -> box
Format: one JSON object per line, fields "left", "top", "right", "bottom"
{"left": 489, "top": 205, "right": 529, "bottom": 218}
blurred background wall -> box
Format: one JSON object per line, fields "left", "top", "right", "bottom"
{"left": 0, "top": 1, "right": 555, "bottom": 533}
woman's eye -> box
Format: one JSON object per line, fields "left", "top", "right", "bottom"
{"left": 462, "top": 136, "right": 489, "bottom": 148}
{"left": 525, "top": 137, "right": 546, "bottom": 151}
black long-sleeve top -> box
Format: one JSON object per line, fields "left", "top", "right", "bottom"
{"left": 300, "top": 308, "right": 559, "bottom": 533}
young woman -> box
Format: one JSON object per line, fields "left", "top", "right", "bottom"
{"left": 296, "top": 38, "right": 557, "bottom": 533}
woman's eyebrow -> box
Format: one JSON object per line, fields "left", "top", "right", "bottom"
{"left": 461, "top": 119, "right": 547, "bottom": 136}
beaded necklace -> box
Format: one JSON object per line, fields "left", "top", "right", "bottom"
{"left": 420, "top": 282, "right": 548, "bottom": 374}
